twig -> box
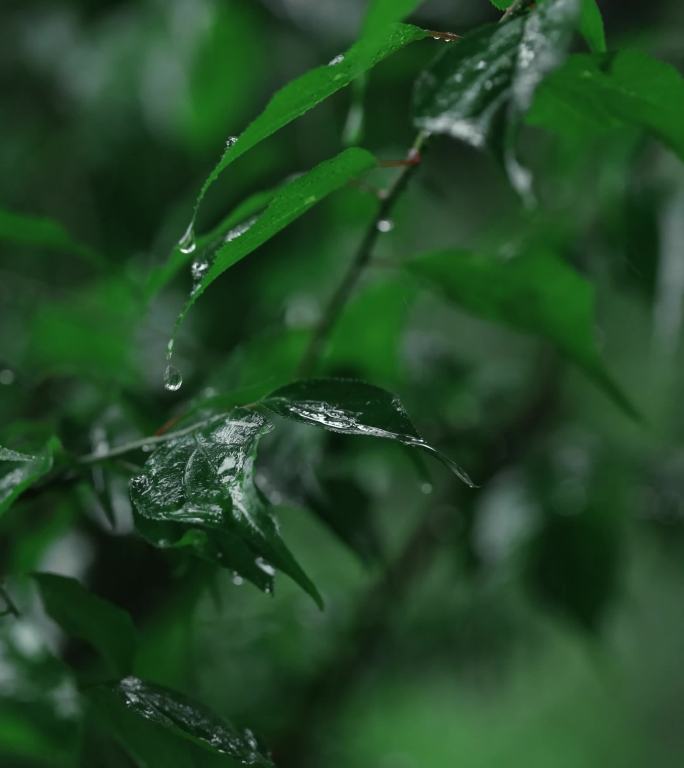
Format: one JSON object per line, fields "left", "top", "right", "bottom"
{"left": 297, "top": 131, "right": 430, "bottom": 377}
{"left": 501, "top": 0, "right": 534, "bottom": 23}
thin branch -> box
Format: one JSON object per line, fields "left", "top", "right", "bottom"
{"left": 297, "top": 132, "right": 430, "bottom": 378}
{"left": 501, "top": 0, "right": 534, "bottom": 23}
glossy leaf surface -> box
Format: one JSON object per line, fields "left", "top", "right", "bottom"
{"left": 92, "top": 677, "right": 273, "bottom": 766}
{"left": 129, "top": 410, "right": 322, "bottom": 606}
{"left": 34, "top": 573, "right": 137, "bottom": 678}
{"left": 262, "top": 379, "right": 474, "bottom": 486}
{"left": 0, "top": 438, "right": 60, "bottom": 516}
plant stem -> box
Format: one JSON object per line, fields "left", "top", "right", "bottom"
{"left": 501, "top": 0, "right": 534, "bottom": 23}
{"left": 297, "top": 131, "right": 430, "bottom": 378}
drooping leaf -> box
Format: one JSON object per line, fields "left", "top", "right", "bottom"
{"left": 33, "top": 573, "right": 137, "bottom": 678}
{"left": 147, "top": 183, "right": 280, "bottom": 299}
{"left": 0, "top": 208, "right": 105, "bottom": 269}
{"left": 0, "top": 438, "right": 60, "bottom": 516}
{"left": 414, "top": 0, "right": 580, "bottom": 198}
{"left": 173, "top": 148, "right": 376, "bottom": 332}
{"left": 186, "top": 23, "right": 427, "bottom": 227}
{"left": 129, "top": 410, "right": 322, "bottom": 607}
{"left": 91, "top": 677, "right": 273, "bottom": 767}
{"left": 362, "top": 0, "right": 425, "bottom": 36}
{"left": 528, "top": 50, "right": 684, "bottom": 162}
{"left": 262, "top": 379, "right": 474, "bottom": 486}
{"left": 405, "top": 248, "right": 637, "bottom": 418}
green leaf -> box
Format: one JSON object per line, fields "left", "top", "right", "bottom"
{"left": 528, "top": 50, "right": 684, "bottom": 161}
{"left": 130, "top": 410, "right": 323, "bottom": 607}
{"left": 405, "top": 248, "right": 638, "bottom": 418}
{"left": 174, "top": 147, "right": 376, "bottom": 330}
{"left": 580, "top": 0, "right": 606, "bottom": 53}
{"left": 0, "top": 208, "right": 105, "bottom": 269}
{"left": 185, "top": 23, "right": 427, "bottom": 229}
{"left": 91, "top": 677, "right": 273, "bottom": 767}
{"left": 33, "top": 573, "right": 137, "bottom": 678}
{"left": 0, "top": 438, "right": 60, "bottom": 516}
{"left": 362, "top": 0, "right": 425, "bottom": 36}
{"left": 262, "top": 379, "right": 474, "bottom": 486}
{"left": 147, "top": 183, "right": 280, "bottom": 299}
{"left": 414, "top": 0, "right": 580, "bottom": 199}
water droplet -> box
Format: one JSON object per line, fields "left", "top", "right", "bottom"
{"left": 0, "top": 368, "right": 15, "bottom": 386}
{"left": 232, "top": 572, "right": 244, "bottom": 586}
{"left": 476, "top": 60, "right": 487, "bottom": 71}
{"left": 178, "top": 222, "right": 196, "bottom": 254}
{"left": 421, "top": 482, "right": 433, "bottom": 495}
{"left": 376, "top": 219, "right": 394, "bottom": 233}
{"left": 225, "top": 135, "right": 238, "bottom": 149}
{"left": 224, "top": 216, "right": 257, "bottom": 243}
{"left": 255, "top": 557, "right": 276, "bottom": 577}
{"left": 191, "top": 258, "right": 209, "bottom": 282}
{"left": 164, "top": 365, "right": 183, "bottom": 392}
{"left": 328, "top": 53, "right": 344, "bottom": 66}
{"left": 130, "top": 474, "right": 151, "bottom": 493}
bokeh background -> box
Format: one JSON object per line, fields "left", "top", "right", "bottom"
{"left": 2, "top": 1, "right": 684, "bottom": 766}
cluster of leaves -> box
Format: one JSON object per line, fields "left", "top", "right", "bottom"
{"left": 1, "top": 0, "right": 684, "bottom": 765}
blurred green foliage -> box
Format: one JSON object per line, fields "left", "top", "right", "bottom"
{"left": 2, "top": 0, "right": 684, "bottom": 766}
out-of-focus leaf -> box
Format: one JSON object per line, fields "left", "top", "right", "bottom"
{"left": 33, "top": 573, "right": 137, "bottom": 678}
{"left": 174, "top": 148, "right": 377, "bottom": 329}
{"left": 130, "top": 410, "right": 322, "bottom": 607}
{"left": 579, "top": 0, "right": 606, "bottom": 53}
{"left": 0, "top": 438, "right": 60, "bottom": 516}
{"left": 405, "top": 248, "right": 638, "bottom": 418}
{"left": 414, "top": 0, "right": 580, "bottom": 198}
{"left": 186, "top": 23, "right": 427, "bottom": 226}
{"left": 91, "top": 677, "right": 272, "bottom": 767}
{"left": 528, "top": 50, "right": 684, "bottom": 161}
{"left": 262, "top": 378, "right": 474, "bottom": 486}
{"left": 362, "top": 0, "right": 425, "bottom": 36}
{"left": 0, "top": 208, "right": 105, "bottom": 269}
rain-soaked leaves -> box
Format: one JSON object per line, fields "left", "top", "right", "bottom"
{"left": 171, "top": 148, "right": 376, "bottom": 336}
{"left": 262, "top": 379, "right": 474, "bottom": 486}
{"left": 528, "top": 50, "right": 684, "bottom": 162}
{"left": 0, "top": 438, "right": 60, "bottom": 516}
{"left": 405, "top": 248, "right": 637, "bottom": 418}
{"left": 34, "top": 573, "right": 137, "bottom": 678}
{"left": 129, "top": 410, "right": 322, "bottom": 607}
{"left": 186, "top": 23, "right": 427, "bottom": 228}
{"left": 414, "top": 0, "right": 580, "bottom": 199}
{"left": 92, "top": 677, "right": 273, "bottom": 767}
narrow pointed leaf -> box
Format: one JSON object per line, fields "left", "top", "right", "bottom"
{"left": 130, "top": 410, "right": 322, "bottom": 607}
{"left": 0, "top": 438, "right": 60, "bottom": 516}
{"left": 262, "top": 379, "right": 474, "bottom": 486}
{"left": 579, "top": 0, "right": 606, "bottom": 53}
{"left": 405, "top": 248, "right": 638, "bottom": 418}
{"left": 34, "top": 573, "right": 137, "bottom": 678}
{"left": 527, "top": 50, "right": 684, "bottom": 161}
{"left": 362, "top": 1, "right": 425, "bottom": 36}
{"left": 188, "top": 23, "right": 427, "bottom": 223}
{"left": 91, "top": 677, "right": 273, "bottom": 767}
{"left": 175, "top": 148, "right": 376, "bottom": 329}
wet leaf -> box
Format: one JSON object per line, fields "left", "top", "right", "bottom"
{"left": 34, "top": 573, "right": 137, "bottom": 678}
{"left": 130, "top": 410, "right": 322, "bottom": 607}
{"left": 405, "top": 248, "right": 638, "bottom": 418}
{"left": 187, "top": 23, "right": 427, "bottom": 225}
{"left": 414, "top": 0, "right": 580, "bottom": 198}
{"left": 91, "top": 677, "right": 273, "bottom": 767}
{"left": 174, "top": 148, "right": 377, "bottom": 332}
{"left": 528, "top": 50, "right": 684, "bottom": 161}
{"left": 0, "top": 438, "right": 60, "bottom": 516}
{"left": 262, "top": 379, "right": 474, "bottom": 486}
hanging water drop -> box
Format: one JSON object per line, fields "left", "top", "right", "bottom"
{"left": 178, "top": 222, "right": 196, "bottom": 255}
{"left": 191, "top": 258, "right": 209, "bottom": 282}
{"left": 163, "top": 365, "right": 183, "bottom": 392}
{"left": 376, "top": 218, "right": 394, "bottom": 233}
{"left": 225, "top": 135, "right": 238, "bottom": 149}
